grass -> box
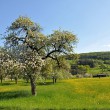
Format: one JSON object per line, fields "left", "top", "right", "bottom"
{"left": 0, "top": 78, "right": 110, "bottom": 110}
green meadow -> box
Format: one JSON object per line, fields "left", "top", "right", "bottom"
{"left": 0, "top": 78, "right": 110, "bottom": 110}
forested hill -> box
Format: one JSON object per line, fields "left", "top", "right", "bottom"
{"left": 67, "top": 52, "right": 110, "bottom": 75}
{"left": 79, "top": 51, "right": 110, "bottom": 60}
{"left": 70, "top": 51, "right": 110, "bottom": 75}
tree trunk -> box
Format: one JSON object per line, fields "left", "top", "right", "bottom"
{"left": 30, "top": 77, "right": 36, "bottom": 96}
{"left": 53, "top": 76, "right": 55, "bottom": 84}
{"left": 10, "top": 74, "right": 13, "bottom": 81}
{"left": 55, "top": 78, "right": 57, "bottom": 83}
{"left": 15, "top": 77, "right": 18, "bottom": 84}
{"left": 0, "top": 75, "right": 3, "bottom": 83}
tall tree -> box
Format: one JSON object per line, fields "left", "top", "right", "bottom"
{"left": 5, "top": 16, "right": 78, "bottom": 95}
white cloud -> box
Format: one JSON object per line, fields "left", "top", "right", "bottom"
{"left": 103, "top": 44, "right": 110, "bottom": 47}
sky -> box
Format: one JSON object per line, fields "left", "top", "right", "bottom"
{"left": 0, "top": 0, "right": 110, "bottom": 53}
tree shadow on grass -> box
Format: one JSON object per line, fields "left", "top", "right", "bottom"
{"left": 20, "top": 82, "right": 30, "bottom": 86}
{"left": 0, "top": 82, "right": 15, "bottom": 86}
{"left": 0, "top": 90, "right": 31, "bottom": 100}
{"left": 0, "top": 106, "right": 23, "bottom": 110}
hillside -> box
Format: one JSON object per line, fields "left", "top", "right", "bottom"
{"left": 70, "top": 51, "right": 110, "bottom": 76}
{"left": 79, "top": 51, "right": 110, "bottom": 61}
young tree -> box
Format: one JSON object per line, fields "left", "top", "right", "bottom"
{"left": 0, "top": 48, "right": 10, "bottom": 83}
{"left": 41, "top": 57, "right": 71, "bottom": 84}
{"left": 9, "top": 60, "right": 23, "bottom": 84}
{"left": 51, "top": 57, "right": 71, "bottom": 83}
{"left": 41, "top": 59, "right": 53, "bottom": 81}
{"left": 5, "top": 16, "right": 78, "bottom": 95}
{"left": 77, "top": 65, "right": 89, "bottom": 75}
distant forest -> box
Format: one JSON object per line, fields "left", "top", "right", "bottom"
{"left": 69, "top": 51, "right": 110, "bottom": 76}
{"left": 80, "top": 51, "right": 110, "bottom": 60}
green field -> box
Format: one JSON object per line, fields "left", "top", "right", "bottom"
{"left": 0, "top": 78, "right": 110, "bottom": 110}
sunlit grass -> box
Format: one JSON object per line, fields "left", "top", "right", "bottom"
{"left": 0, "top": 78, "right": 110, "bottom": 110}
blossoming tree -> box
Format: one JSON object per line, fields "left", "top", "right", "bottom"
{"left": 5, "top": 16, "right": 78, "bottom": 95}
